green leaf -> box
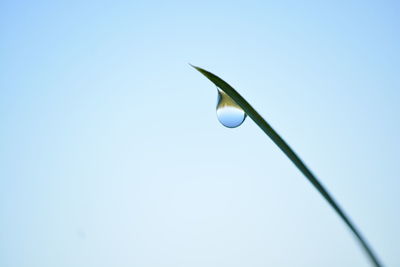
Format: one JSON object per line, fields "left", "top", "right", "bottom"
{"left": 191, "top": 64, "right": 382, "bottom": 267}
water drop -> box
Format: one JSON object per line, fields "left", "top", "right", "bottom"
{"left": 216, "top": 88, "right": 246, "bottom": 128}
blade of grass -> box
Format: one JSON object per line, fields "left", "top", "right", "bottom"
{"left": 191, "top": 64, "right": 382, "bottom": 267}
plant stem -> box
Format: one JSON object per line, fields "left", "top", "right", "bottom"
{"left": 192, "top": 65, "right": 383, "bottom": 267}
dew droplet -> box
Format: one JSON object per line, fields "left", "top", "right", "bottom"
{"left": 216, "top": 88, "right": 246, "bottom": 128}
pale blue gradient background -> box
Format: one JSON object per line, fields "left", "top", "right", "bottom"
{"left": 1, "top": 1, "right": 399, "bottom": 266}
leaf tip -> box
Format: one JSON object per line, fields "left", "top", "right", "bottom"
{"left": 188, "top": 63, "right": 200, "bottom": 71}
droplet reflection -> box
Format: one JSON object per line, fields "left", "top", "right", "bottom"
{"left": 216, "top": 88, "right": 246, "bottom": 128}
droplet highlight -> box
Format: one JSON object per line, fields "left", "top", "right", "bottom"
{"left": 216, "top": 88, "right": 246, "bottom": 128}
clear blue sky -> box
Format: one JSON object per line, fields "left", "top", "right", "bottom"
{"left": 1, "top": 1, "right": 399, "bottom": 266}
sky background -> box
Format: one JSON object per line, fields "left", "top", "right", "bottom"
{"left": 1, "top": 0, "right": 399, "bottom": 266}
